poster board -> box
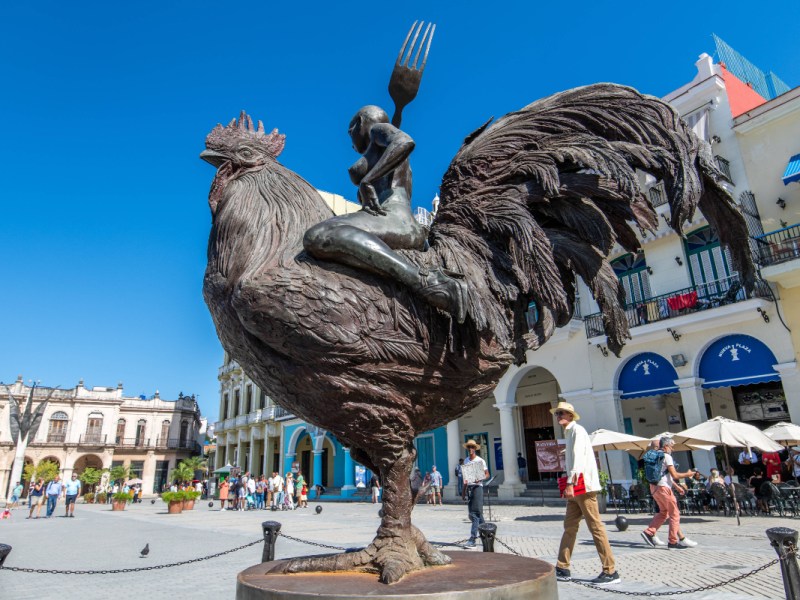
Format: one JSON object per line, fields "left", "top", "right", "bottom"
{"left": 461, "top": 461, "right": 487, "bottom": 485}
{"left": 534, "top": 439, "right": 566, "bottom": 472}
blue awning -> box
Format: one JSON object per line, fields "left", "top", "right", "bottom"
{"left": 619, "top": 352, "right": 679, "bottom": 399}
{"left": 784, "top": 154, "right": 800, "bottom": 185}
{"left": 699, "top": 334, "right": 780, "bottom": 389}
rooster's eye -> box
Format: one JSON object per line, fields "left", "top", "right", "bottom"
{"left": 239, "top": 148, "right": 254, "bottom": 159}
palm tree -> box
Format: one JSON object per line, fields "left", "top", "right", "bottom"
{"left": 170, "top": 462, "right": 194, "bottom": 486}
{"left": 181, "top": 455, "right": 208, "bottom": 478}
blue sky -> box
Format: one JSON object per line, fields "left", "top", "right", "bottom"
{"left": 1, "top": 1, "right": 797, "bottom": 420}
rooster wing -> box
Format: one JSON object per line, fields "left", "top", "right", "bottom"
{"left": 432, "top": 83, "right": 754, "bottom": 356}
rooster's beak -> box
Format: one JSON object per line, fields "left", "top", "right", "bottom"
{"left": 200, "top": 149, "right": 228, "bottom": 168}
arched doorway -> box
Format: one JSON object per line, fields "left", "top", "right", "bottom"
{"left": 73, "top": 454, "right": 103, "bottom": 473}
{"left": 516, "top": 367, "right": 561, "bottom": 483}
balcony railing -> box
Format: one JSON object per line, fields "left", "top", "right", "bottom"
{"left": 714, "top": 155, "right": 734, "bottom": 184}
{"left": 79, "top": 434, "right": 108, "bottom": 445}
{"left": 273, "top": 406, "right": 295, "bottom": 420}
{"left": 755, "top": 224, "right": 800, "bottom": 268}
{"left": 117, "top": 437, "right": 151, "bottom": 448}
{"left": 46, "top": 433, "right": 66, "bottom": 443}
{"left": 648, "top": 183, "right": 668, "bottom": 207}
{"left": 154, "top": 437, "right": 196, "bottom": 450}
{"left": 584, "top": 273, "right": 771, "bottom": 338}
{"left": 235, "top": 414, "right": 247, "bottom": 427}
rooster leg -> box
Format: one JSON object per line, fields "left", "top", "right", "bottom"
{"left": 280, "top": 445, "right": 450, "bottom": 583}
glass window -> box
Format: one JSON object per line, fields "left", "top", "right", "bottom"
{"left": 86, "top": 413, "right": 104, "bottom": 443}
{"left": 135, "top": 419, "right": 146, "bottom": 446}
{"left": 612, "top": 252, "right": 652, "bottom": 305}
{"left": 115, "top": 419, "right": 126, "bottom": 444}
{"left": 685, "top": 227, "right": 736, "bottom": 296}
{"left": 48, "top": 412, "right": 69, "bottom": 442}
{"left": 160, "top": 420, "right": 170, "bottom": 445}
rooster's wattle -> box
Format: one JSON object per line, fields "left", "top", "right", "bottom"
{"left": 201, "top": 85, "right": 753, "bottom": 582}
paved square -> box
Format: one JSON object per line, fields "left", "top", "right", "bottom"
{"left": 0, "top": 500, "right": 791, "bottom": 599}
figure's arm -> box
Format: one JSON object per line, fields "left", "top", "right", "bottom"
{"left": 358, "top": 123, "right": 415, "bottom": 215}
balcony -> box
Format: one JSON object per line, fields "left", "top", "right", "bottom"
{"left": 714, "top": 155, "right": 734, "bottom": 184}
{"left": 273, "top": 406, "right": 295, "bottom": 421}
{"left": 46, "top": 433, "right": 66, "bottom": 444}
{"left": 78, "top": 434, "right": 109, "bottom": 446}
{"left": 756, "top": 224, "right": 800, "bottom": 268}
{"left": 648, "top": 183, "right": 668, "bottom": 208}
{"left": 214, "top": 420, "right": 225, "bottom": 432}
{"left": 235, "top": 414, "right": 247, "bottom": 427}
{"left": 155, "top": 437, "right": 197, "bottom": 451}
{"left": 117, "top": 437, "right": 151, "bottom": 448}
{"left": 584, "top": 273, "right": 772, "bottom": 339}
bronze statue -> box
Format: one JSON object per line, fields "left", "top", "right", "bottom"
{"left": 200, "top": 22, "right": 754, "bottom": 583}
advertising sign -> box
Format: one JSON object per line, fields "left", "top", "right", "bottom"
{"left": 535, "top": 439, "right": 566, "bottom": 472}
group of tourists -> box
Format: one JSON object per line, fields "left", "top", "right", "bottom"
{"left": 217, "top": 470, "right": 309, "bottom": 511}
{"left": 9, "top": 473, "right": 83, "bottom": 519}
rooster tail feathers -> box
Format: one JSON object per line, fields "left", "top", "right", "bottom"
{"left": 432, "top": 83, "right": 754, "bottom": 356}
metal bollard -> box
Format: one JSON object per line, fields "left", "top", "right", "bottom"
{"left": 262, "top": 521, "right": 282, "bottom": 563}
{"left": 478, "top": 523, "right": 497, "bottom": 553}
{"left": 0, "top": 544, "right": 11, "bottom": 567}
{"left": 767, "top": 527, "right": 800, "bottom": 600}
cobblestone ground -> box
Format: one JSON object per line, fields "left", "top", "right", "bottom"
{"left": 0, "top": 499, "right": 792, "bottom": 599}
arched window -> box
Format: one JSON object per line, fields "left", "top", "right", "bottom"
{"left": 135, "top": 419, "right": 146, "bottom": 447}
{"left": 47, "top": 411, "right": 69, "bottom": 443}
{"left": 115, "top": 419, "right": 126, "bottom": 444}
{"left": 160, "top": 420, "right": 170, "bottom": 446}
{"left": 612, "top": 252, "right": 652, "bottom": 305}
{"left": 685, "top": 227, "right": 737, "bottom": 297}
{"left": 179, "top": 419, "right": 189, "bottom": 447}
{"left": 85, "top": 412, "right": 104, "bottom": 444}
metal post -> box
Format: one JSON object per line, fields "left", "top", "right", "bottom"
{"left": 478, "top": 522, "right": 496, "bottom": 553}
{"left": 262, "top": 521, "right": 282, "bottom": 563}
{"left": 767, "top": 527, "right": 800, "bottom": 600}
{"left": 0, "top": 544, "right": 11, "bottom": 567}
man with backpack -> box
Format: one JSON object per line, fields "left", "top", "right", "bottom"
{"left": 641, "top": 437, "right": 698, "bottom": 549}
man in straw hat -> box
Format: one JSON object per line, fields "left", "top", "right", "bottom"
{"left": 461, "top": 438, "right": 489, "bottom": 547}
{"left": 551, "top": 401, "right": 620, "bottom": 586}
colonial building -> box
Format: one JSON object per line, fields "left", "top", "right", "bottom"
{"left": 0, "top": 376, "right": 202, "bottom": 497}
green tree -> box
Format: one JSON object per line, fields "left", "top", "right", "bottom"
{"left": 23, "top": 459, "right": 61, "bottom": 483}
{"left": 181, "top": 456, "right": 208, "bottom": 478}
{"left": 170, "top": 461, "right": 194, "bottom": 485}
{"left": 78, "top": 467, "right": 103, "bottom": 490}
{"left": 109, "top": 464, "right": 131, "bottom": 484}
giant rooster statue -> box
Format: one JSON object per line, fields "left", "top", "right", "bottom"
{"left": 201, "top": 23, "right": 754, "bottom": 583}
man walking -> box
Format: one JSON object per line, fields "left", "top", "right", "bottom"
{"left": 517, "top": 452, "right": 528, "bottom": 483}
{"left": 462, "top": 439, "right": 488, "bottom": 547}
{"left": 63, "top": 473, "right": 81, "bottom": 517}
{"left": 429, "top": 466, "right": 443, "bottom": 506}
{"left": 551, "top": 401, "right": 620, "bottom": 585}
{"left": 9, "top": 481, "right": 23, "bottom": 510}
{"left": 641, "top": 437, "right": 698, "bottom": 550}
{"left": 45, "top": 475, "right": 64, "bottom": 518}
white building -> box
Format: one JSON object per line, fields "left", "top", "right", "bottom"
{"left": 0, "top": 376, "right": 202, "bottom": 497}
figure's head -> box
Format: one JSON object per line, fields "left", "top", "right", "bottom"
{"left": 349, "top": 105, "right": 389, "bottom": 153}
{"left": 550, "top": 401, "right": 580, "bottom": 426}
{"left": 659, "top": 437, "right": 675, "bottom": 453}
{"left": 463, "top": 439, "right": 481, "bottom": 455}
{"left": 431, "top": 465, "right": 437, "bottom": 472}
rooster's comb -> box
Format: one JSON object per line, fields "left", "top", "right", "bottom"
{"left": 206, "top": 110, "right": 285, "bottom": 158}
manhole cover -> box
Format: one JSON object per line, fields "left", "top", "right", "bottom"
{"left": 712, "top": 564, "right": 743, "bottom": 570}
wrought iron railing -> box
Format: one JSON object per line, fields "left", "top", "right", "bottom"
{"left": 79, "top": 434, "right": 107, "bottom": 445}
{"left": 273, "top": 406, "right": 295, "bottom": 420}
{"left": 117, "top": 437, "right": 150, "bottom": 448}
{"left": 46, "top": 433, "right": 66, "bottom": 443}
{"left": 714, "top": 155, "right": 733, "bottom": 184}
{"left": 648, "top": 183, "right": 668, "bottom": 207}
{"left": 754, "top": 224, "right": 800, "bottom": 267}
{"left": 584, "top": 273, "right": 771, "bottom": 338}
{"left": 154, "top": 437, "right": 196, "bottom": 450}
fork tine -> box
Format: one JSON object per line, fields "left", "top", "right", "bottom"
{"left": 411, "top": 22, "right": 434, "bottom": 70}
{"left": 418, "top": 24, "right": 435, "bottom": 72}
{"left": 396, "top": 21, "right": 418, "bottom": 67}
{"left": 403, "top": 21, "right": 424, "bottom": 67}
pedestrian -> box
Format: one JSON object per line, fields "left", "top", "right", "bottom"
{"left": 551, "top": 401, "right": 620, "bottom": 585}
{"left": 238, "top": 477, "right": 248, "bottom": 511}
{"left": 273, "top": 472, "right": 284, "bottom": 509}
{"left": 455, "top": 458, "right": 464, "bottom": 496}
{"left": 255, "top": 476, "right": 265, "bottom": 509}
{"left": 45, "top": 475, "right": 64, "bottom": 518}
{"left": 27, "top": 479, "right": 45, "bottom": 519}
{"left": 369, "top": 473, "right": 381, "bottom": 504}
{"left": 294, "top": 472, "right": 305, "bottom": 506}
{"left": 429, "top": 466, "right": 443, "bottom": 506}
{"left": 737, "top": 448, "right": 758, "bottom": 481}
{"left": 641, "top": 436, "right": 698, "bottom": 551}
{"left": 219, "top": 477, "right": 229, "bottom": 510}
{"left": 246, "top": 475, "right": 257, "bottom": 509}
{"left": 423, "top": 472, "right": 433, "bottom": 504}
{"left": 9, "top": 481, "right": 23, "bottom": 510}
{"left": 517, "top": 452, "right": 528, "bottom": 483}
{"left": 267, "top": 472, "right": 276, "bottom": 508}
{"left": 789, "top": 447, "right": 800, "bottom": 482}
{"left": 462, "top": 439, "right": 488, "bottom": 548}
{"left": 63, "top": 473, "right": 81, "bottom": 517}
{"left": 762, "top": 450, "right": 782, "bottom": 482}
{"left": 284, "top": 473, "right": 295, "bottom": 510}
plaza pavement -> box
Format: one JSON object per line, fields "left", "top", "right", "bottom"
{"left": 0, "top": 498, "right": 792, "bottom": 600}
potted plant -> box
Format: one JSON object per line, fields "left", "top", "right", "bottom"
{"left": 182, "top": 490, "right": 201, "bottom": 511}
{"left": 162, "top": 491, "right": 185, "bottom": 514}
{"left": 598, "top": 470, "right": 610, "bottom": 513}
{"left": 83, "top": 492, "right": 95, "bottom": 504}
{"left": 96, "top": 491, "right": 108, "bottom": 504}
{"left": 112, "top": 491, "right": 133, "bottom": 511}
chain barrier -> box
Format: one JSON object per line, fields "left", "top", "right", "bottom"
{"left": 492, "top": 536, "right": 784, "bottom": 597}
{"left": 0, "top": 538, "right": 262, "bottom": 575}
{"left": 277, "top": 532, "right": 349, "bottom": 552}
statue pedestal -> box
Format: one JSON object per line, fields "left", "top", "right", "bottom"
{"left": 237, "top": 551, "right": 556, "bottom": 600}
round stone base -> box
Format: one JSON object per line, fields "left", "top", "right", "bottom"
{"left": 236, "top": 551, "right": 555, "bottom": 600}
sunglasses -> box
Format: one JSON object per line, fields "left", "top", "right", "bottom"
{"left": 554, "top": 411, "right": 571, "bottom": 417}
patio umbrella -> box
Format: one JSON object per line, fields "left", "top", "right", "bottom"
{"left": 213, "top": 463, "right": 233, "bottom": 474}
{"left": 126, "top": 478, "right": 143, "bottom": 485}
{"left": 589, "top": 429, "right": 650, "bottom": 514}
{"left": 647, "top": 432, "right": 716, "bottom": 455}
{"left": 673, "top": 417, "right": 783, "bottom": 525}
{"left": 763, "top": 422, "right": 800, "bottom": 447}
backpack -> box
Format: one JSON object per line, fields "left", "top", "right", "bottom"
{"left": 643, "top": 449, "right": 666, "bottom": 484}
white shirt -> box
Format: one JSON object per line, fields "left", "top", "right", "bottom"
{"left": 463, "top": 455, "right": 488, "bottom": 486}
{"left": 657, "top": 453, "right": 675, "bottom": 488}
{"left": 564, "top": 421, "right": 602, "bottom": 493}
{"left": 247, "top": 478, "right": 256, "bottom": 493}
{"left": 739, "top": 450, "right": 758, "bottom": 464}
